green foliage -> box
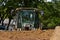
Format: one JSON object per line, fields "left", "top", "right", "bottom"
{"left": 0, "top": 0, "right": 60, "bottom": 28}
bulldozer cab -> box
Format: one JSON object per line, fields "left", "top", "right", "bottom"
{"left": 15, "top": 8, "right": 40, "bottom": 30}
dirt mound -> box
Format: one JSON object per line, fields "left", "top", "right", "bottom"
{"left": 50, "top": 26, "right": 60, "bottom": 40}
{"left": 0, "top": 29, "right": 54, "bottom": 40}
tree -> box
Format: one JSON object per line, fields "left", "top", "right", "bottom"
{"left": 0, "top": 0, "right": 60, "bottom": 29}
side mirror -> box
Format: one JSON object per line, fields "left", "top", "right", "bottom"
{"left": 40, "top": 10, "right": 44, "bottom": 16}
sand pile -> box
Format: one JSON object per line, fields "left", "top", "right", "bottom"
{"left": 0, "top": 29, "right": 54, "bottom": 40}
{"left": 50, "top": 26, "right": 60, "bottom": 40}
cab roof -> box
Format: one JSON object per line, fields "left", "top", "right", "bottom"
{"left": 16, "top": 7, "right": 40, "bottom": 11}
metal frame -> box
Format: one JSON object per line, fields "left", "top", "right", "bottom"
{"left": 15, "top": 8, "right": 40, "bottom": 30}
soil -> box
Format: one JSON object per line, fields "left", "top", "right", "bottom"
{"left": 50, "top": 26, "right": 60, "bottom": 40}
{"left": 0, "top": 29, "right": 54, "bottom": 40}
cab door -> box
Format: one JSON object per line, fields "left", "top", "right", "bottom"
{"left": 17, "top": 10, "right": 35, "bottom": 30}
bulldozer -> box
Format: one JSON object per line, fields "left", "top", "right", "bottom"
{"left": 14, "top": 8, "right": 42, "bottom": 31}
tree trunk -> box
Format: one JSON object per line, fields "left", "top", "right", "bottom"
{"left": 1, "top": 17, "right": 4, "bottom": 26}
{"left": 6, "top": 18, "right": 11, "bottom": 30}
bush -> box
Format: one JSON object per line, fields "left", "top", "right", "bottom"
{"left": 40, "top": 17, "right": 60, "bottom": 29}
{"left": 47, "top": 22, "right": 56, "bottom": 29}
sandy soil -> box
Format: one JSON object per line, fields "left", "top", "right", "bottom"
{"left": 50, "top": 26, "right": 60, "bottom": 40}
{"left": 0, "top": 29, "right": 54, "bottom": 40}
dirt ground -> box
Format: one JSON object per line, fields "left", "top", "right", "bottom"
{"left": 0, "top": 29, "right": 54, "bottom": 40}
{"left": 50, "top": 26, "right": 60, "bottom": 40}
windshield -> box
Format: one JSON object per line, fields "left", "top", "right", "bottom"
{"left": 21, "top": 10, "right": 35, "bottom": 23}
